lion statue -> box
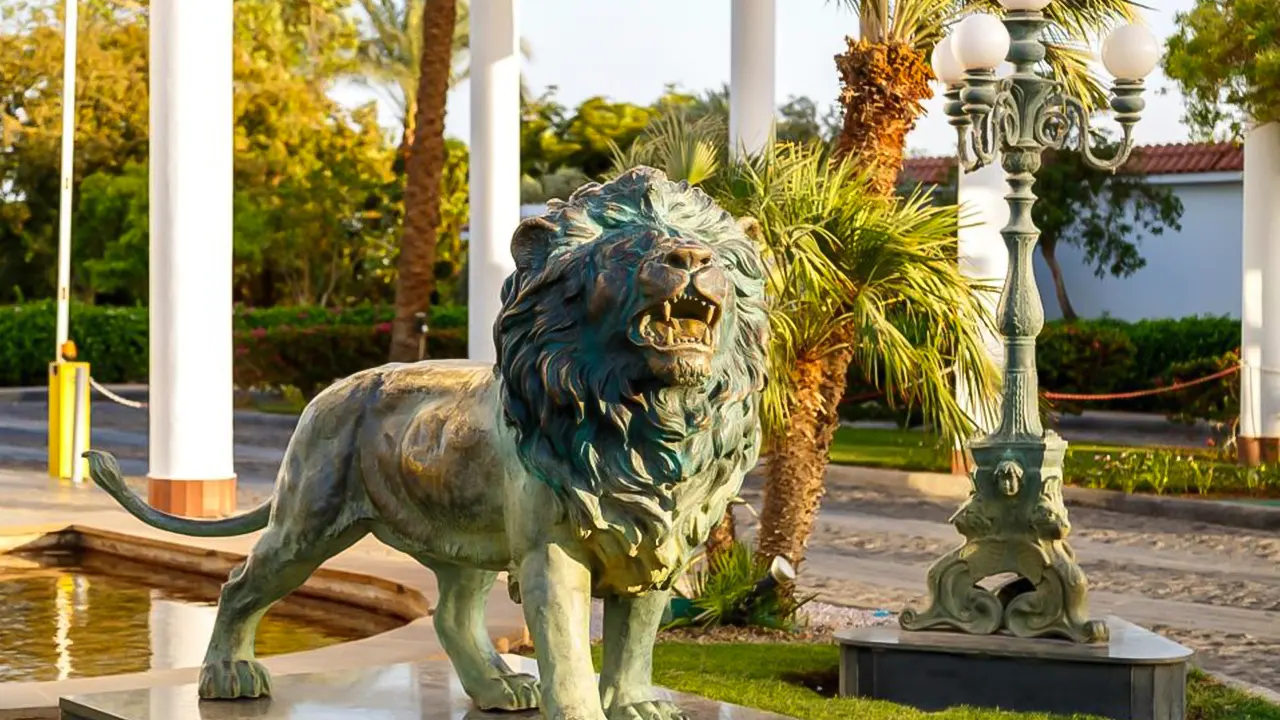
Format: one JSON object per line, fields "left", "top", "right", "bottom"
{"left": 84, "top": 166, "right": 770, "bottom": 720}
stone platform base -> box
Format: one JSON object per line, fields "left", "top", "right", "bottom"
{"left": 837, "top": 616, "right": 1193, "bottom": 720}
{"left": 59, "top": 656, "right": 789, "bottom": 720}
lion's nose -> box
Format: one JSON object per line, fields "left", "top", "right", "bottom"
{"left": 663, "top": 245, "right": 713, "bottom": 271}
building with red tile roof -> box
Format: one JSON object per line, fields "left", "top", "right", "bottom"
{"left": 901, "top": 141, "right": 1245, "bottom": 186}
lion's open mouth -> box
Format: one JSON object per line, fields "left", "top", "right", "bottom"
{"left": 635, "top": 289, "right": 720, "bottom": 350}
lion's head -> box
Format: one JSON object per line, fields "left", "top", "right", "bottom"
{"left": 496, "top": 167, "right": 770, "bottom": 587}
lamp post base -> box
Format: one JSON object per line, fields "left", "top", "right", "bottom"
{"left": 900, "top": 431, "right": 1107, "bottom": 644}
{"left": 838, "top": 616, "right": 1193, "bottom": 719}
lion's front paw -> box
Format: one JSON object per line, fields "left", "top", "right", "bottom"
{"left": 198, "top": 659, "right": 273, "bottom": 700}
{"left": 607, "top": 699, "right": 687, "bottom": 720}
{"left": 471, "top": 672, "right": 541, "bottom": 711}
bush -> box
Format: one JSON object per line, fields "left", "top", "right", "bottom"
{"left": 1159, "top": 350, "right": 1240, "bottom": 426}
{"left": 0, "top": 300, "right": 149, "bottom": 386}
{"left": 0, "top": 301, "right": 468, "bottom": 389}
{"left": 1036, "top": 323, "right": 1137, "bottom": 414}
{"left": 666, "top": 542, "right": 812, "bottom": 632}
{"left": 233, "top": 303, "right": 466, "bottom": 330}
{"left": 235, "top": 324, "right": 466, "bottom": 397}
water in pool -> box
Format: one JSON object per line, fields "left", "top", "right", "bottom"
{"left": 0, "top": 550, "right": 403, "bottom": 683}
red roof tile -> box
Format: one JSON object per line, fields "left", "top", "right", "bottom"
{"left": 900, "top": 141, "right": 1244, "bottom": 185}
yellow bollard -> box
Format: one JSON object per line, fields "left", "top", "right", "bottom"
{"left": 48, "top": 357, "right": 91, "bottom": 482}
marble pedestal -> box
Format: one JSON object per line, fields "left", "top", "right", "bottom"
{"left": 58, "top": 656, "right": 789, "bottom": 720}
{"left": 837, "top": 616, "right": 1193, "bottom": 720}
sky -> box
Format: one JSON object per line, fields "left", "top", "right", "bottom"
{"left": 334, "top": 0, "right": 1199, "bottom": 157}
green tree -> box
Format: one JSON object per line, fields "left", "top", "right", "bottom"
{"left": 616, "top": 112, "right": 999, "bottom": 569}
{"left": 0, "top": 0, "right": 398, "bottom": 307}
{"left": 1164, "top": 0, "right": 1280, "bottom": 140}
{"left": 1034, "top": 143, "right": 1184, "bottom": 320}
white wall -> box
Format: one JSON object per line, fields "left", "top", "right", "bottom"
{"left": 1034, "top": 177, "right": 1243, "bottom": 321}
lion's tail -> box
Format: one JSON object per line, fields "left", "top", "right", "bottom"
{"left": 84, "top": 450, "right": 271, "bottom": 537}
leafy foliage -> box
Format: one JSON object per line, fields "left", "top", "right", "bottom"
{"left": 1164, "top": 0, "right": 1280, "bottom": 140}
{"left": 0, "top": 301, "right": 466, "bottom": 387}
{"left": 668, "top": 542, "right": 812, "bottom": 631}
{"left": 0, "top": 0, "right": 400, "bottom": 307}
{"left": 235, "top": 324, "right": 465, "bottom": 397}
{"left": 1037, "top": 323, "right": 1137, "bottom": 414}
{"left": 1033, "top": 143, "right": 1185, "bottom": 320}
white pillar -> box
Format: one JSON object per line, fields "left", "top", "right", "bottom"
{"left": 729, "top": 0, "right": 776, "bottom": 159}
{"left": 148, "top": 0, "right": 236, "bottom": 509}
{"left": 468, "top": 0, "right": 521, "bottom": 363}
{"left": 1249, "top": 122, "right": 1280, "bottom": 460}
{"left": 956, "top": 161, "right": 1010, "bottom": 438}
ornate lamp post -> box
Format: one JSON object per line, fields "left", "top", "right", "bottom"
{"left": 899, "top": 0, "right": 1159, "bottom": 644}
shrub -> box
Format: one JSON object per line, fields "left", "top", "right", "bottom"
{"left": 233, "top": 303, "right": 466, "bottom": 330}
{"left": 0, "top": 301, "right": 468, "bottom": 389}
{"left": 1036, "top": 323, "right": 1137, "bottom": 414}
{"left": 0, "top": 300, "right": 149, "bottom": 386}
{"left": 235, "top": 324, "right": 466, "bottom": 397}
{"left": 666, "top": 542, "right": 812, "bottom": 632}
{"left": 1159, "top": 350, "right": 1240, "bottom": 426}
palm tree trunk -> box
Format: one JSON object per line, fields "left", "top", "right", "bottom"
{"left": 833, "top": 38, "right": 933, "bottom": 195}
{"left": 756, "top": 351, "right": 847, "bottom": 568}
{"left": 704, "top": 508, "right": 736, "bottom": 562}
{"left": 390, "top": 0, "right": 456, "bottom": 362}
{"left": 1040, "top": 241, "right": 1078, "bottom": 321}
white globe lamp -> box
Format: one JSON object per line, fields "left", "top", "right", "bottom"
{"left": 1102, "top": 23, "right": 1160, "bottom": 80}
{"left": 951, "top": 14, "right": 1011, "bottom": 71}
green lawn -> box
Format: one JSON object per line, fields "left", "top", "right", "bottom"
{"left": 635, "top": 643, "right": 1280, "bottom": 720}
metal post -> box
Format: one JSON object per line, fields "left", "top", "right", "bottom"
{"left": 55, "top": 0, "right": 80, "bottom": 361}
{"left": 900, "top": 8, "right": 1149, "bottom": 645}
{"left": 70, "top": 364, "right": 89, "bottom": 485}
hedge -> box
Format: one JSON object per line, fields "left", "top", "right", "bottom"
{"left": 0, "top": 301, "right": 468, "bottom": 389}
{"left": 236, "top": 324, "right": 466, "bottom": 396}
{"left": 0, "top": 303, "right": 1244, "bottom": 423}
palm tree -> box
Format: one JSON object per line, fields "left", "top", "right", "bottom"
{"left": 748, "top": 0, "right": 1140, "bottom": 568}
{"left": 353, "top": 0, "right": 534, "bottom": 361}
{"left": 615, "top": 113, "right": 1000, "bottom": 569}
{"left": 833, "top": 0, "right": 1141, "bottom": 195}
{"left": 387, "top": 0, "right": 458, "bottom": 362}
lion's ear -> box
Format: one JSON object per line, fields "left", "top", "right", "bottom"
{"left": 737, "top": 216, "right": 764, "bottom": 243}
{"left": 511, "top": 216, "right": 557, "bottom": 272}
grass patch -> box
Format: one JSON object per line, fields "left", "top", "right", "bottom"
{"left": 828, "top": 427, "right": 1280, "bottom": 498}
{"left": 621, "top": 643, "right": 1280, "bottom": 720}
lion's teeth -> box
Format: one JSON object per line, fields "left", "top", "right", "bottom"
{"left": 704, "top": 327, "right": 713, "bottom": 344}
{"left": 704, "top": 306, "right": 714, "bottom": 323}
{"left": 665, "top": 326, "right": 674, "bottom": 345}
{"left": 663, "top": 301, "right": 672, "bottom": 322}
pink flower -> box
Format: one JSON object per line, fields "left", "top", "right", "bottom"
{"left": 375, "top": 322, "right": 392, "bottom": 333}
{"left": 250, "top": 328, "right": 267, "bottom": 338}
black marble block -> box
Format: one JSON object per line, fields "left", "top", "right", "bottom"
{"left": 837, "top": 616, "right": 1193, "bottom": 720}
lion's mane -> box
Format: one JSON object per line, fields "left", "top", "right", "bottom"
{"left": 496, "top": 167, "right": 770, "bottom": 589}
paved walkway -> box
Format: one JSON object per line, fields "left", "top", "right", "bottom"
{"left": 738, "top": 468, "right": 1280, "bottom": 693}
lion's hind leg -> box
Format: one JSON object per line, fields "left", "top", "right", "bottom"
{"left": 198, "top": 522, "right": 368, "bottom": 700}
{"left": 427, "top": 562, "right": 541, "bottom": 711}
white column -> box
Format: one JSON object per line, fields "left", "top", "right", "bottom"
{"left": 1249, "top": 123, "right": 1280, "bottom": 451}
{"left": 149, "top": 0, "right": 235, "bottom": 483}
{"left": 729, "top": 0, "right": 776, "bottom": 159}
{"left": 468, "top": 0, "right": 521, "bottom": 363}
{"left": 956, "top": 161, "right": 1010, "bottom": 436}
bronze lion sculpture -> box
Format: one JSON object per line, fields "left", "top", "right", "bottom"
{"left": 85, "top": 167, "right": 770, "bottom": 720}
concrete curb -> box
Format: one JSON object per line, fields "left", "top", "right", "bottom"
{"left": 824, "top": 464, "right": 1280, "bottom": 531}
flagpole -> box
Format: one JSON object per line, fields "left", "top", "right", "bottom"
{"left": 55, "top": 0, "right": 79, "bottom": 361}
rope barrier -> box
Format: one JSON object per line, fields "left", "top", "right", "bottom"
{"left": 89, "top": 377, "right": 148, "bottom": 409}
{"left": 841, "top": 363, "right": 1242, "bottom": 406}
